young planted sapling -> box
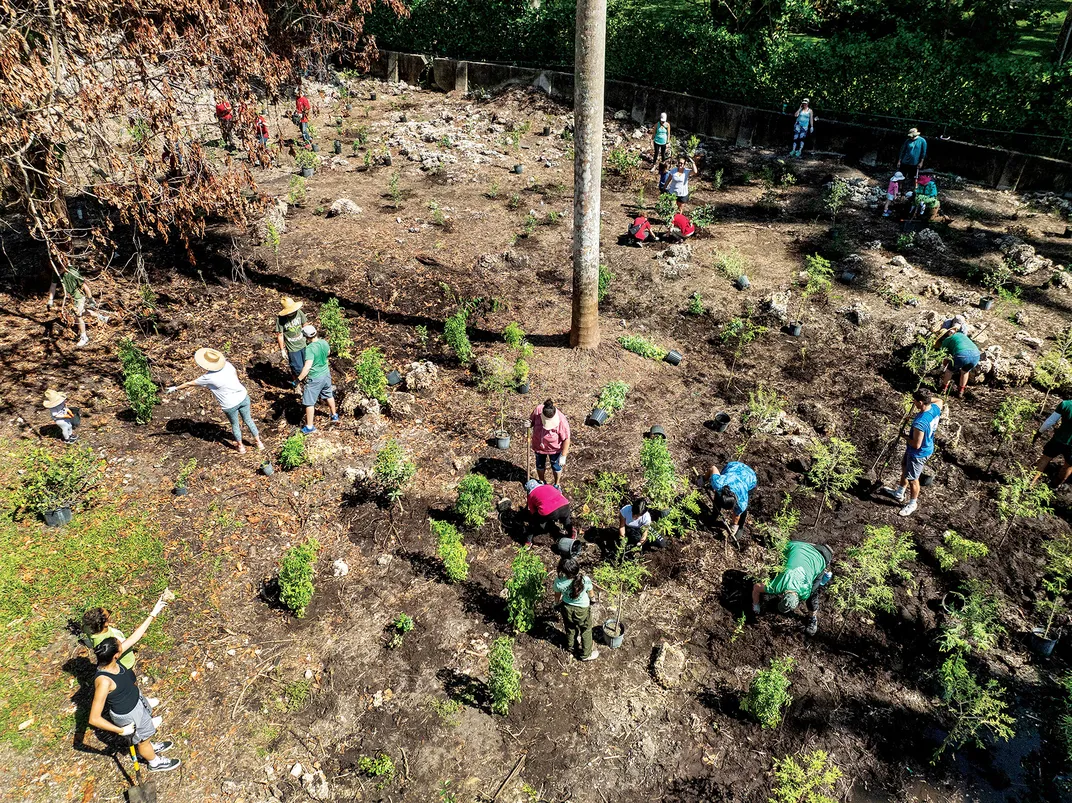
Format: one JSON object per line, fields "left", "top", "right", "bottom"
{"left": 719, "top": 313, "right": 767, "bottom": 389}
{"left": 939, "top": 579, "right": 1005, "bottom": 655}
{"left": 1033, "top": 326, "right": 1072, "bottom": 408}
{"left": 373, "top": 438, "right": 417, "bottom": 509}
{"left": 936, "top": 653, "right": 1014, "bottom": 760}
{"left": 987, "top": 396, "right": 1037, "bottom": 472}
{"left": 595, "top": 381, "right": 629, "bottom": 421}
{"left": 592, "top": 536, "right": 650, "bottom": 639}
{"left": 996, "top": 463, "right": 1054, "bottom": 546}
{"left": 477, "top": 356, "right": 513, "bottom": 440}
{"left": 740, "top": 655, "right": 794, "bottom": 729}
{"left": 906, "top": 335, "right": 945, "bottom": 391}
{"left": 934, "top": 530, "right": 989, "bottom": 571}
{"left": 454, "top": 473, "right": 494, "bottom": 528}
{"left": 174, "top": 458, "right": 197, "bottom": 494}
{"left": 1038, "top": 535, "right": 1072, "bottom": 640}
{"left": 805, "top": 437, "right": 863, "bottom": 525}
{"left": 431, "top": 519, "right": 469, "bottom": 582}
{"left": 505, "top": 547, "right": 547, "bottom": 633}
{"left": 829, "top": 524, "right": 916, "bottom": 624}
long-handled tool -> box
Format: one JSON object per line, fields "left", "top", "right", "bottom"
{"left": 868, "top": 407, "right": 913, "bottom": 493}
{"left": 126, "top": 737, "right": 157, "bottom": 803}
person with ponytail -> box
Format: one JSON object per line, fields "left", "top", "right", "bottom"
{"left": 553, "top": 557, "right": 598, "bottom": 662}
{"left": 87, "top": 592, "right": 181, "bottom": 772}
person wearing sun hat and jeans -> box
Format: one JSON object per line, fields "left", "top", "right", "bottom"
{"left": 43, "top": 389, "right": 79, "bottom": 443}
{"left": 275, "top": 296, "right": 308, "bottom": 388}
{"left": 752, "top": 541, "right": 833, "bottom": 636}
{"left": 295, "top": 324, "right": 338, "bottom": 434}
{"left": 897, "top": 127, "right": 928, "bottom": 194}
{"left": 167, "top": 348, "right": 264, "bottom": 454}
{"left": 530, "top": 399, "right": 571, "bottom": 487}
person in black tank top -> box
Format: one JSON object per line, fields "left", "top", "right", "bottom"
{"left": 87, "top": 594, "right": 181, "bottom": 772}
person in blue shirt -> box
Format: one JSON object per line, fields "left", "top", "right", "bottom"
{"left": 705, "top": 461, "right": 758, "bottom": 538}
{"left": 897, "top": 127, "right": 928, "bottom": 194}
{"left": 790, "top": 98, "right": 815, "bottom": 158}
{"left": 882, "top": 389, "right": 943, "bottom": 517}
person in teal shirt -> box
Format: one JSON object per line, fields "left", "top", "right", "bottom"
{"left": 1033, "top": 398, "right": 1072, "bottom": 487}
{"left": 650, "top": 113, "right": 670, "bottom": 171}
{"left": 752, "top": 541, "right": 833, "bottom": 635}
{"left": 296, "top": 324, "right": 338, "bottom": 434}
{"left": 553, "top": 557, "right": 598, "bottom": 661}
{"left": 936, "top": 322, "right": 980, "bottom": 398}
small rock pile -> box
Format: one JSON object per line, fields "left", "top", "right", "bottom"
{"left": 823, "top": 177, "right": 885, "bottom": 209}
{"left": 1022, "top": 191, "right": 1072, "bottom": 218}
{"left": 997, "top": 235, "right": 1054, "bottom": 276}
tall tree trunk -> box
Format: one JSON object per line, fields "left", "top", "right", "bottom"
{"left": 569, "top": 0, "right": 606, "bottom": 349}
{"left": 1057, "top": 5, "right": 1072, "bottom": 64}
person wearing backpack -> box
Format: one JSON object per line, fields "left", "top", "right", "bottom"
{"left": 626, "top": 212, "right": 656, "bottom": 247}
{"left": 553, "top": 557, "right": 598, "bottom": 661}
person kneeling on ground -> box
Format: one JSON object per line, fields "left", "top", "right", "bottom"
{"left": 296, "top": 324, "right": 339, "bottom": 434}
{"left": 881, "top": 389, "right": 943, "bottom": 517}
{"left": 705, "top": 461, "right": 758, "bottom": 540}
{"left": 1033, "top": 397, "right": 1072, "bottom": 487}
{"left": 524, "top": 479, "right": 575, "bottom": 547}
{"left": 626, "top": 213, "right": 657, "bottom": 248}
{"left": 915, "top": 171, "right": 940, "bottom": 218}
{"left": 554, "top": 557, "right": 599, "bottom": 662}
{"left": 43, "top": 389, "right": 79, "bottom": 444}
{"left": 752, "top": 541, "right": 833, "bottom": 636}
{"left": 936, "top": 322, "right": 980, "bottom": 398}
{"left": 619, "top": 497, "right": 665, "bottom": 549}
{"left": 87, "top": 594, "right": 180, "bottom": 772}
{"left": 168, "top": 348, "right": 265, "bottom": 454}
{"left": 668, "top": 212, "right": 696, "bottom": 242}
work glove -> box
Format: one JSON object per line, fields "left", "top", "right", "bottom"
{"left": 165, "top": 386, "right": 178, "bottom": 394}
{"left": 119, "top": 723, "right": 136, "bottom": 736}
{"left": 752, "top": 603, "right": 761, "bottom": 615}
{"left": 558, "top": 456, "right": 567, "bottom": 468}
{"left": 150, "top": 597, "right": 167, "bottom": 617}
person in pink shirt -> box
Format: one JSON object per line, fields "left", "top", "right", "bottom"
{"left": 882, "top": 171, "right": 904, "bottom": 218}
{"left": 529, "top": 399, "right": 571, "bottom": 487}
{"left": 523, "top": 479, "right": 574, "bottom": 546}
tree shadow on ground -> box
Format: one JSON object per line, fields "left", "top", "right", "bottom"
{"left": 159, "top": 417, "right": 226, "bottom": 445}
{"left": 436, "top": 667, "right": 490, "bottom": 714}
{"left": 472, "top": 457, "right": 526, "bottom": 484}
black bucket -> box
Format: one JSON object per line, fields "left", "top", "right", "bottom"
{"left": 587, "top": 409, "right": 609, "bottom": 427}
{"left": 173, "top": 486, "right": 188, "bottom": 496}
{"left": 735, "top": 275, "right": 750, "bottom": 290}
{"left": 646, "top": 425, "right": 666, "bottom": 439}
{"left": 1029, "top": 627, "right": 1058, "bottom": 657}
{"left": 712, "top": 413, "right": 731, "bottom": 432}
{"left": 979, "top": 296, "right": 995, "bottom": 310}
{"left": 333, "top": 140, "right": 342, "bottom": 155}
{"left": 664, "top": 350, "right": 683, "bottom": 366}
{"left": 919, "top": 473, "right": 935, "bottom": 487}
{"left": 554, "top": 537, "right": 585, "bottom": 557}
{"left": 43, "top": 506, "right": 72, "bottom": 528}
{"left": 517, "top": 383, "right": 530, "bottom": 395}
{"left": 787, "top": 322, "right": 803, "bottom": 337}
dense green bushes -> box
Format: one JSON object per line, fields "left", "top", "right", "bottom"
{"left": 366, "top": 0, "right": 1072, "bottom": 145}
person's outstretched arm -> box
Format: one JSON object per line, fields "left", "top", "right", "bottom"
{"left": 118, "top": 594, "right": 168, "bottom": 654}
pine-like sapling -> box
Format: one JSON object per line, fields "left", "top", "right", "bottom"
{"left": 987, "top": 397, "right": 1038, "bottom": 472}
{"left": 939, "top": 579, "right": 1005, "bottom": 655}
{"left": 829, "top": 524, "right": 916, "bottom": 623}
{"left": 720, "top": 314, "right": 767, "bottom": 389}
{"left": 934, "top": 529, "right": 989, "bottom": 571}
{"left": 768, "top": 750, "right": 842, "bottom": 803}
{"left": 1038, "top": 535, "right": 1072, "bottom": 639}
{"left": 740, "top": 655, "right": 795, "bottom": 729}
{"left": 805, "top": 437, "right": 863, "bottom": 525}
{"left": 996, "top": 463, "right": 1055, "bottom": 546}
{"left": 936, "top": 653, "right": 1014, "bottom": 760}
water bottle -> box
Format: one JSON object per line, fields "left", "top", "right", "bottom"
{"left": 819, "top": 570, "right": 833, "bottom": 587}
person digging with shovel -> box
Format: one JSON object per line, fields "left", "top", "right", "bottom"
{"left": 880, "top": 389, "right": 942, "bottom": 517}
{"left": 751, "top": 541, "right": 833, "bottom": 636}
{"left": 705, "top": 461, "right": 758, "bottom": 542}
{"left": 87, "top": 592, "right": 180, "bottom": 773}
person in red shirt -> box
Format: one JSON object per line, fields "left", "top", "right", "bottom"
{"left": 529, "top": 399, "right": 571, "bottom": 487}
{"left": 671, "top": 212, "right": 696, "bottom": 240}
{"left": 214, "top": 99, "right": 234, "bottom": 148}
{"left": 626, "top": 213, "right": 656, "bottom": 248}
{"left": 254, "top": 111, "right": 269, "bottom": 147}
{"left": 524, "top": 479, "right": 574, "bottom": 547}
{"left": 295, "top": 90, "right": 312, "bottom": 145}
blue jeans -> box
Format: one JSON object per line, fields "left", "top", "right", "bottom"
{"left": 300, "top": 122, "right": 311, "bottom": 144}
{"left": 222, "top": 395, "right": 259, "bottom": 443}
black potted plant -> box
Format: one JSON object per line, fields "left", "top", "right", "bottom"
{"left": 16, "top": 444, "right": 102, "bottom": 527}
{"left": 592, "top": 538, "right": 649, "bottom": 649}
{"left": 587, "top": 381, "right": 629, "bottom": 427}
{"left": 478, "top": 356, "right": 513, "bottom": 450}
{"left": 173, "top": 458, "right": 197, "bottom": 496}
{"left": 295, "top": 149, "right": 319, "bottom": 178}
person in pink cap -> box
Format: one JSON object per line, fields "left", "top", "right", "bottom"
{"left": 529, "top": 399, "right": 571, "bottom": 487}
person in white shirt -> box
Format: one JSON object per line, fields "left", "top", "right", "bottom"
{"left": 618, "top": 498, "right": 665, "bottom": 549}
{"left": 167, "top": 348, "right": 264, "bottom": 454}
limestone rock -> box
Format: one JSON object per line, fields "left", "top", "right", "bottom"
{"left": 797, "top": 401, "right": 836, "bottom": 435}
{"left": 389, "top": 392, "right": 416, "bottom": 419}
{"left": 887, "top": 255, "right": 910, "bottom": 269}
{"left": 652, "top": 642, "right": 687, "bottom": 689}
{"left": 657, "top": 243, "right": 692, "bottom": 263}
{"left": 762, "top": 290, "right": 792, "bottom": 323}
{"left": 404, "top": 360, "right": 439, "bottom": 393}
{"left": 916, "top": 228, "right": 947, "bottom": 252}
{"left": 837, "top": 301, "right": 871, "bottom": 326}
{"left": 328, "top": 198, "right": 362, "bottom": 217}
{"left": 1014, "top": 331, "right": 1043, "bottom": 349}
{"left": 1052, "top": 269, "right": 1072, "bottom": 290}
{"left": 256, "top": 198, "right": 288, "bottom": 243}
{"left": 332, "top": 559, "right": 350, "bottom": 577}
{"left": 997, "top": 235, "right": 1053, "bottom": 276}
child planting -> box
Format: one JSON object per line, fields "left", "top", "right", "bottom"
{"left": 553, "top": 557, "right": 598, "bottom": 662}
{"left": 42, "top": 389, "right": 79, "bottom": 443}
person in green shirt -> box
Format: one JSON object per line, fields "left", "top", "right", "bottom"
{"left": 751, "top": 541, "right": 833, "bottom": 636}
{"left": 275, "top": 297, "right": 308, "bottom": 388}
{"left": 936, "top": 322, "right": 981, "bottom": 398}
{"left": 1033, "top": 399, "right": 1072, "bottom": 487}
{"left": 296, "top": 324, "right": 338, "bottom": 434}
{"left": 553, "top": 557, "right": 598, "bottom": 661}
{"left": 47, "top": 266, "right": 90, "bottom": 346}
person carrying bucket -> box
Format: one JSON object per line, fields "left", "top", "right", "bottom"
{"left": 880, "top": 389, "right": 942, "bottom": 517}
{"left": 705, "top": 461, "right": 757, "bottom": 539}
{"left": 43, "top": 389, "right": 79, "bottom": 443}
{"left": 751, "top": 541, "right": 833, "bottom": 636}
{"left": 553, "top": 556, "right": 599, "bottom": 661}
{"left": 524, "top": 479, "right": 574, "bottom": 547}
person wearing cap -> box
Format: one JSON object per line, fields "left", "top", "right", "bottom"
{"left": 295, "top": 89, "right": 312, "bottom": 145}
{"left": 935, "top": 321, "right": 980, "bottom": 398}
{"left": 1032, "top": 397, "right": 1072, "bottom": 487}
{"left": 167, "top": 348, "right": 264, "bottom": 454}
{"left": 275, "top": 297, "right": 309, "bottom": 388}
{"left": 882, "top": 171, "right": 904, "bottom": 218}
{"left": 295, "top": 324, "right": 338, "bottom": 433}
{"left": 43, "top": 389, "right": 79, "bottom": 443}
{"left": 214, "top": 98, "right": 234, "bottom": 148}
{"left": 524, "top": 479, "right": 573, "bottom": 547}
{"left": 650, "top": 113, "right": 671, "bottom": 171}
{"left": 618, "top": 497, "right": 665, "bottom": 549}
{"left": 897, "top": 127, "right": 927, "bottom": 193}
{"left": 790, "top": 98, "right": 815, "bottom": 158}
{"left": 705, "top": 461, "right": 758, "bottom": 539}
{"left": 751, "top": 541, "right": 833, "bottom": 636}
{"left": 529, "top": 399, "right": 570, "bottom": 487}
{"left": 881, "top": 389, "right": 943, "bottom": 517}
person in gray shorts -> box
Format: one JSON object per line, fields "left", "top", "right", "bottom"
{"left": 295, "top": 324, "right": 339, "bottom": 434}
{"left": 882, "top": 389, "right": 943, "bottom": 517}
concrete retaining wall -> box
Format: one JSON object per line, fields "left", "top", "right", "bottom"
{"left": 372, "top": 51, "right": 1072, "bottom": 193}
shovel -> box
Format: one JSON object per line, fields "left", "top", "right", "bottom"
{"left": 126, "top": 738, "right": 158, "bottom": 803}
{"left": 867, "top": 409, "right": 912, "bottom": 493}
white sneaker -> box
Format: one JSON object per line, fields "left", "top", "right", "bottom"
{"left": 146, "top": 697, "right": 160, "bottom": 709}
{"left": 898, "top": 499, "right": 918, "bottom": 517}
{"left": 881, "top": 486, "right": 905, "bottom": 502}
{"left": 151, "top": 715, "right": 163, "bottom": 728}
{"left": 76, "top": 335, "right": 89, "bottom": 347}
{"left": 581, "top": 650, "right": 600, "bottom": 662}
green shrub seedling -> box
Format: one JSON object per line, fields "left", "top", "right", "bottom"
{"left": 687, "top": 291, "right": 705, "bottom": 315}
{"left": 374, "top": 438, "right": 417, "bottom": 507}
{"left": 357, "top": 754, "right": 396, "bottom": 788}
{"left": 656, "top": 192, "right": 677, "bottom": 222}
{"left": 906, "top": 335, "right": 945, "bottom": 390}
{"left": 389, "top": 613, "right": 414, "bottom": 649}
{"left": 742, "top": 384, "right": 784, "bottom": 437}
{"left": 619, "top": 334, "right": 668, "bottom": 361}
{"left": 578, "top": 471, "right": 630, "bottom": 526}
{"left": 431, "top": 519, "right": 469, "bottom": 582}
{"left": 936, "top": 653, "right": 1014, "bottom": 760}
{"left": 1033, "top": 327, "right": 1072, "bottom": 407}
{"left": 1038, "top": 535, "right": 1072, "bottom": 640}
{"left": 506, "top": 547, "right": 547, "bottom": 633}
{"left": 488, "top": 636, "right": 522, "bottom": 715}
{"left": 801, "top": 254, "right": 834, "bottom": 303}
{"left": 355, "top": 347, "right": 388, "bottom": 405}
{"left": 805, "top": 437, "right": 863, "bottom": 525}
{"left": 741, "top": 655, "right": 794, "bottom": 729}
{"left": 987, "top": 397, "right": 1037, "bottom": 472}
{"left": 14, "top": 445, "right": 102, "bottom": 517}
{"left": 824, "top": 178, "right": 850, "bottom": 223}
{"left": 118, "top": 338, "right": 159, "bottom": 424}
{"left": 720, "top": 314, "right": 767, "bottom": 389}
{"left": 748, "top": 494, "right": 797, "bottom": 585}
{"left": 318, "top": 297, "right": 353, "bottom": 360}
{"left": 640, "top": 436, "right": 681, "bottom": 510}
{"left": 996, "top": 463, "right": 1054, "bottom": 546}
{"left": 279, "top": 433, "right": 307, "bottom": 470}
{"left": 829, "top": 524, "right": 916, "bottom": 623}
{"left": 278, "top": 537, "right": 320, "bottom": 617}
{"left": 939, "top": 579, "right": 1005, "bottom": 655}
{"left": 769, "top": 750, "right": 842, "bottom": 803}
{"left": 444, "top": 310, "right": 472, "bottom": 364}
{"left": 598, "top": 264, "right": 613, "bottom": 302}
{"left": 934, "top": 530, "right": 989, "bottom": 571}
{"left": 713, "top": 248, "right": 746, "bottom": 281}
{"left": 455, "top": 473, "right": 494, "bottom": 528}
{"left": 592, "top": 536, "right": 649, "bottom": 636}
{"left": 596, "top": 381, "right": 629, "bottom": 419}
{"left": 175, "top": 458, "right": 197, "bottom": 490}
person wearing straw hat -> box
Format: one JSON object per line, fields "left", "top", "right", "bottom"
{"left": 650, "top": 113, "right": 671, "bottom": 172}
{"left": 275, "top": 297, "right": 309, "bottom": 388}
{"left": 295, "top": 324, "right": 339, "bottom": 434}
{"left": 897, "top": 127, "right": 927, "bottom": 194}
{"left": 790, "top": 98, "right": 815, "bottom": 158}
{"left": 43, "top": 389, "right": 79, "bottom": 443}
{"left": 167, "top": 348, "right": 264, "bottom": 454}
{"left": 529, "top": 399, "right": 571, "bottom": 487}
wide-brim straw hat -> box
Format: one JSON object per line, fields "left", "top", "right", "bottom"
{"left": 907, "top": 127, "right": 920, "bottom": 137}
{"left": 279, "top": 297, "right": 303, "bottom": 316}
{"left": 194, "top": 348, "right": 227, "bottom": 372}
{"left": 42, "top": 389, "right": 67, "bottom": 408}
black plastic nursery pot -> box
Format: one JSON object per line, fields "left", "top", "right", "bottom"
{"left": 735, "top": 275, "right": 750, "bottom": 290}
{"left": 712, "top": 413, "right": 731, "bottom": 432}
{"left": 513, "top": 164, "right": 524, "bottom": 174}
{"left": 840, "top": 271, "right": 857, "bottom": 283}
{"left": 311, "top": 143, "right": 320, "bottom": 153}
{"left": 383, "top": 154, "right": 393, "bottom": 166}
{"left": 543, "top": 125, "right": 552, "bottom": 136}
{"left": 788, "top": 322, "right": 803, "bottom": 337}
{"left": 370, "top": 92, "right": 377, "bottom": 100}
{"left": 554, "top": 537, "right": 584, "bottom": 557}
{"left": 301, "top": 167, "right": 314, "bottom": 178}
{"left": 173, "top": 486, "right": 188, "bottom": 496}
{"left": 919, "top": 473, "right": 935, "bottom": 487}
{"left": 261, "top": 462, "right": 274, "bottom": 476}
{"left": 979, "top": 296, "right": 995, "bottom": 310}
{"left": 43, "top": 506, "right": 73, "bottom": 528}
{"left": 291, "top": 113, "right": 301, "bottom": 125}
{"left": 386, "top": 370, "right": 403, "bottom": 387}
{"left": 1029, "top": 627, "right": 1058, "bottom": 657}
{"left": 333, "top": 140, "right": 342, "bottom": 154}
{"left": 646, "top": 425, "right": 666, "bottom": 439}
{"left": 664, "top": 350, "right": 683, "bottom": 366}
{"left": 517, "top": 382, "right": 530, "bottom": 395}
{"left": 603, "top": 619, "right": 626, "bottom": 649}
{"left": 492, "top": 431, "right": 511, "bottom": 450}
{"left": 587, "top": 408, "right": 609, "bottom": 427}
